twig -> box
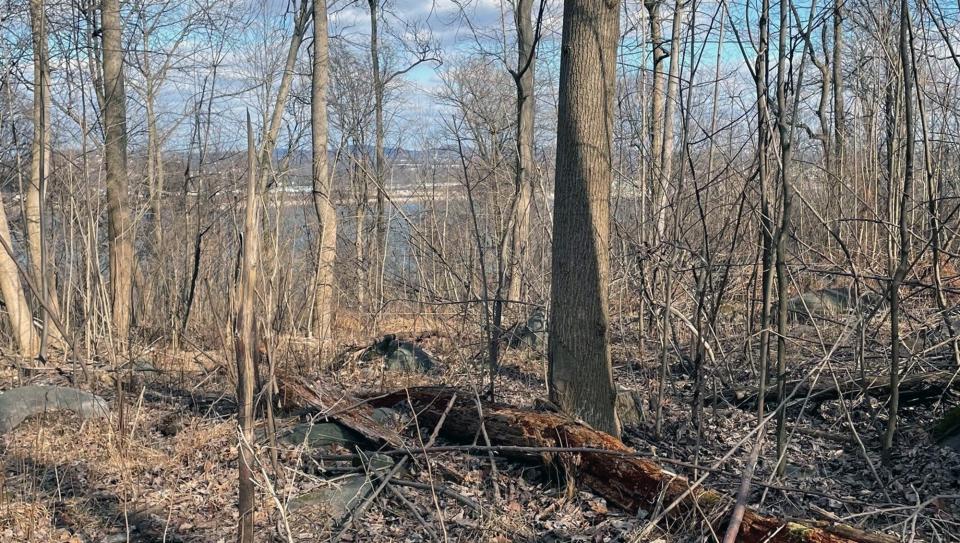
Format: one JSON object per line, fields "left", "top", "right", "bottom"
{"left": 332, "top": 393, "right": 458, "bottom": 538}
{"left": 391, "top": 479, "right": 481, "bottom": 511}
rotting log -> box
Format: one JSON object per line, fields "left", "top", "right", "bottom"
{"left": 717, "top": 370, "right": 958, "bottom": 408}
{"left": 277, "top": 375, "right": 402, "bottom": 448}
{"left": 367, "top": 386, "right": 897, "bottom": 543}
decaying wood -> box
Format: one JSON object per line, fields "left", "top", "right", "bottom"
{"left": 718, "top": 370, "right": 959, "bottom": 408}
{"left": 368, "top": 386, "right": 897, "bottom": 543}
{"left": 277, "top": 375, "right": 402, "bottom": 448}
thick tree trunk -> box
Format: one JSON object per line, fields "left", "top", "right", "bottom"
{"left": 101, "top": 0, "right": 135, "bottom": 343}
{"left": 507, "top": 0, "right": 536, "bottom": 303}
{"left": 549, "top": 0, "right": 620, "bottom": 437}
{"left": 368, "top": 387, "right": 896, "bottom": 543}
{"left": 312, "top": 0, "right": 337, "bottom": 351}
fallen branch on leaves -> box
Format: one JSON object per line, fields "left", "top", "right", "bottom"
{"left": 363, "top": 386, "right": 898, "bottom": 543}
{"left": 715, "top": 370, "right": 959, "bottom": 408}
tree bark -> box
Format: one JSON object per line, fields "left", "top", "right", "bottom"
{"left": 312, "top": 0, "right": 337, "bottom": 352}
{"left": 0, "top": 196, "right": 38, "bottom": 358}
{"left": 883, "top": 0, "right": 915, "bottom": 465}
{"left": 235, "top": 113, "right": 259, "bottom": 543}
{"left": 507, "top": 0, "right": 537, "bottom": 303}
{"left": 101, "top": 0, "right": 135, "bottom": 343}
{"left": 645, "top": 0, "right": 666, "bottom": 245}
{"left": 369, "top": 0, "right": 386, "bottom": 307}
{"left": 28, "top": 0, "right": 64, "bottom": 350}
{"left": 549, "top": 0, "right": 620, "bottom": 437}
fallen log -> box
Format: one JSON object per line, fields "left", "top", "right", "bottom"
{"left": 0, "top": 385, "right": 109, "bottom": 433}
{"left": 716, "top": 370, "right": 958, "bottom": 408}
{"left": 277, "top": 376, "right": 403, "bottom": 448}
{"left": 369, "top": 386, "right": 896, "bottom": 543}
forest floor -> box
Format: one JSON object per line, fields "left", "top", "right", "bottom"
{"left": 0, "top": 313, "right": 957, "bottom": 542}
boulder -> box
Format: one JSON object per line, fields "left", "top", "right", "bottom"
{"left": 0, "top": 385, "right": 109, "bottom": 434}
{"left": 506, "top": 306, "right": 547, "bottom": 349}
{"left": 280, "top": 421, "right": 371, "bottom": 449}
{"left": 363, "top": 334, "right": 434, "bottom": 373}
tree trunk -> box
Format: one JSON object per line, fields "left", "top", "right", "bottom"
{"left": 754, "top": 0, "right": 774, "bottom": 422}
{"left": 507, "top": 0, "right": 536, "bottom": 303}
{"left": 369, "top": 0, "right": 386, "bottom": 308}
{"left": 645, "top": 0, "right": 666, "bottom": 245}
{"left": 653, "top": 0, "right": 685, "bottom": 241}
{"left": 832, "top": 0, "right": 845, "bottom": 239}
{"left": 235, "top": 113, "right": 259, "bottom": 543}
{"left": 28, "top": 0, "right": 63, "bottom": 350}
{"left": 257, "top": 0, "right": 310, "bottom": 179}
{"left": 549, "top": 0, "right": 621, "bottom": 438}
{"left": 101, "top": 0, "right": 135, "bottom": 343}
{"left": 883, "top": 0, "right": 915, "bottom": 465}
{"left": 0, "top": 197, "right": 38, "bottom": 358}
{"left": 312, "top": 0, "right": 337, "bottom": 352}
{"left": 774, "top": 0, "right": 796, "bottom": 476}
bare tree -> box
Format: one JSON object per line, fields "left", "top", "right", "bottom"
{"left": 505, "top": 0, "right": 542, "bottom": 303}
{"left": 234, "top": 112, "right": 259, "bottom": 543}
{"left": 548, "top": 0, "right": 621, "bottom": 437}
{"left": 312, "top": 0, "right": 337, "bottom": 350}
{"left": 101, "top": 0, "right": 135, "bottom": 343}
{"left": 883, "top": 0, "right": 915, "bottom": 465}
{"left": 27, "top": 0, "right": 64, "bottom": 351}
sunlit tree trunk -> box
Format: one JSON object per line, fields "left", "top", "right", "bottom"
{"left": 101, "top": 0, "right": 135, "bottom": 343}
{"left": 235, "top": 113, "right": 259, "bottom": 543}
{"left": 507, "top": 0, "right": 537, "bottom": 303}
{"left": 28, "top": 0, "right": 63, "bottom": 348}
{"left": 312, "top": 0, "right": 337, "bottom": 352}
{"left": 369, "top": 0, "right": 386, "bottom": 307}
{"left": 548, "top": 0, "right": 621, "bottom": 438}
{"left": 0, "top": 198, "right": 39, "bottom": 358}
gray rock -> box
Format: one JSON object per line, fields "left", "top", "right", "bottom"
{"left": 507, "top": 306, "right": 547, "bottom": 349}
{"left": 0, "top": 385, "right": 109, "bottom": 434}
{"left": 289, "top": 474, "right": 374, "bottom": 521}
{"left": 289, "top": 458, "right": 394, "bottom": 521}
{"left": 364, "top": 334, "right": 434, "bottom": 373}
{"left": 371, "top": 407, "right": 400, "bottom": 426}
{"left": 280, "top": 421, "right": 370, "bottom": 449}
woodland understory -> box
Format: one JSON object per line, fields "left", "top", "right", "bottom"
{"left": 2, "top": 0, "right": 960, "bottom": 540}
